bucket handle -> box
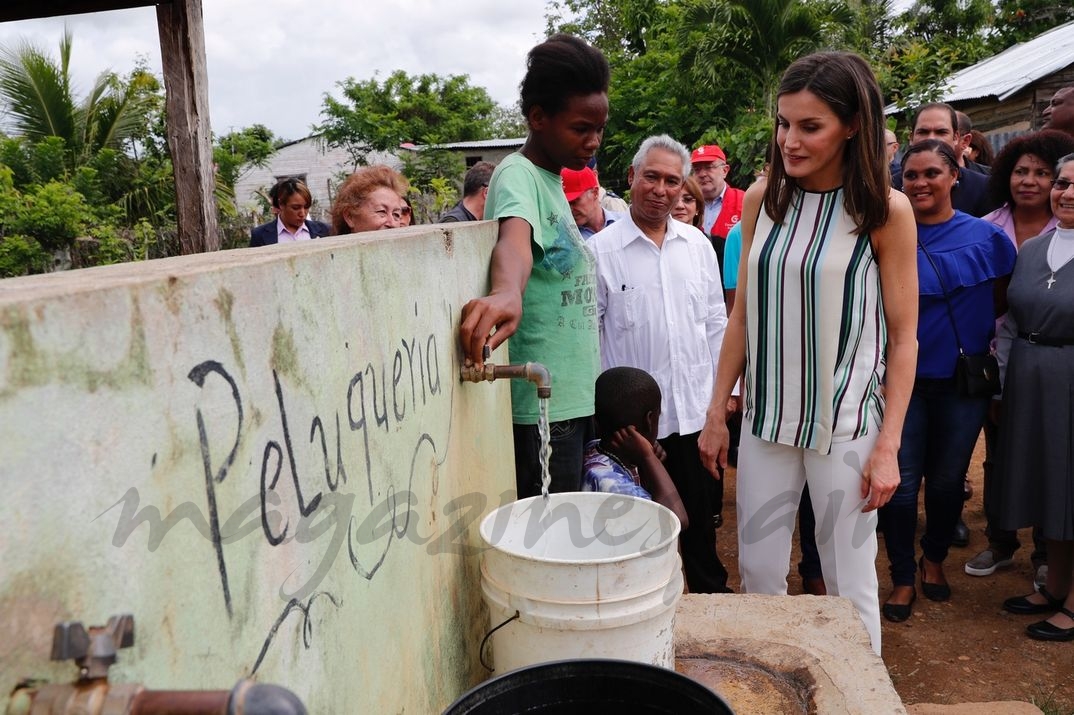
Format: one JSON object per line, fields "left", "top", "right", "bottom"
{"left": 479, "top": 610, "right": 520, "bottom": 672}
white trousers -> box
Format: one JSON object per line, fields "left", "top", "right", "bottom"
{"left": 736, "top": 421, "right": 881, "bottom": 655}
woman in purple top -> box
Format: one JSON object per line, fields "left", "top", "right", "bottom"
{"left": 984, "top": 131, "right": 1074, "bottom": 250}
{"left": 878, "top": 140, "right": 1016, "bottom": 622}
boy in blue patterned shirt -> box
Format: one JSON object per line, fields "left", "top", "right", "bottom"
{"left": 582, "top": 367, "right": 689, "bottom": 528}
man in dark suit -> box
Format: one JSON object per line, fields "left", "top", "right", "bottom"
{"left": 250, "top": 177, "right": 331, "bottom": 246}
{"left": 893, "top": 103, "right": 998, "bottom": 218}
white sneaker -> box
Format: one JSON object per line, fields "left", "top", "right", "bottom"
{"left": 964, "top": 548, "right": 1015, "bottom": 576}
{"left": 1034, "top": 564, "right": 1048, "bottom": 592}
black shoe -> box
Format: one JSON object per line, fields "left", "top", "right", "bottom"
{"left": 802, "top": 576, "right": 827, "bottom": 596}
{"left": 1026, "top": 606, "right": 1074, "bottom": 642}
{"left": 883, "top": 588, "right": 917, "bottom": 623}
{"left": 952, "top": 519, "right": 970, "bottom": 548}
{"left": 920, "top": 556, "right": 952, "bottom": 601}
{"left": 1004, "top": 587, "right": 1066, "bottom": 615}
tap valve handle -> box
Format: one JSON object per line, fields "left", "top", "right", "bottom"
{"left": 51, "top": 621, "right": 90, "bottom": 661}
{"left": 50, "top": 614, "right": 135, "bottom": 679}
{"left": 105, "top": 614, "right": 136, "bottom": 650}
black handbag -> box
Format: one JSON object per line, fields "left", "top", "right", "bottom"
{"left": 918, "top": 239, "right": 1001, "bottom": 398}
{"left": 954, "top": 352, "right": 1001, "bottom": 398}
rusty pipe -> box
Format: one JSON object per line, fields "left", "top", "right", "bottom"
{"left": 133, "top": 680, "right": 305, "bottom": 715}
{"left": 7, "top": 680, "right": 305, "bottom": 715}
{"left": 459, "top": 361, "right": 551, "bottom": 399}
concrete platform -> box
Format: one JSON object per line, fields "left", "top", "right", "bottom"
{"left": 906, "top": 704, "right": 1043, "bottom": 715}
{"left": 674, "top": 593, "right": 906, "bottom": 713}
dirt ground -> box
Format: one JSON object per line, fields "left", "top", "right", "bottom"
{"left": 713, "top": 436, "right": 1074, "bottom": 712}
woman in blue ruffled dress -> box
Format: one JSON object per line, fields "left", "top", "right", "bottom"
{"left": 878, "top": 139, "right": 1017, "bottom": 622}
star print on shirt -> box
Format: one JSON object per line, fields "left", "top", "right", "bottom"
{"left": 547, "top": 211, "right": 559, "bottom": 227}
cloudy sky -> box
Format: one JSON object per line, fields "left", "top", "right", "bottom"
{"left": 1, "top": 1, "right": 924, "bottom": 144}
{"left": 0, "top": 1, "right": 549, "bottom": 142}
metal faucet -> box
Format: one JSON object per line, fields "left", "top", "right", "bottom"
{"left": 460, "top": 346, "right": 551, "bottom": 399}
{"left": 5, "top": 614, "right": 308, "bottom": 715}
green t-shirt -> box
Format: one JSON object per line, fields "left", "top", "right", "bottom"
{"left": 485, "top": 152, "right": 599, "bottom": 424}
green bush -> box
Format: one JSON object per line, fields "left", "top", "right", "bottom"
{"left": 7, "top": 181, "right": 93, "bottom": 250}
{"left": 0, "top": 235, "right": 51, "bottom": 277}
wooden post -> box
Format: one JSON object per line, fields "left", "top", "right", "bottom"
{"left": 157, "top": 0, "right": 220, "bottom": 254}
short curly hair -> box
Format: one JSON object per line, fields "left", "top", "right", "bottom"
{"left": 330, "top": 166, "right": 409, "bottom": 235}
{"left": 989, "top": 130, "right": 1074, "bottom": 208}
{"left": 520, "top": 34, "right": 609, "bottom": 119}
{"left": 594, "top": 367, "right": 661, "bottom": 435}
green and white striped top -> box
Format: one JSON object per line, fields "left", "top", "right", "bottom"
{"left": 745, "top": 187, "right": 887, "bottom": 455}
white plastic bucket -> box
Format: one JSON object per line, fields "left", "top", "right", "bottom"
{"left": 478, "top": 492, "right": 683, "bottom": 673}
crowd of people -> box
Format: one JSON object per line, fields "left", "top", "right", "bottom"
{"left": 249, "top": 33, "right": 1074, "bottom": 654}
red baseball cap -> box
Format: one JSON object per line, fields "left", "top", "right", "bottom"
{"left": 561, "top": 167, "right": 598, "bottom": 201}
{"left": 691, "top": 145, "right": 727, "bottom": 164}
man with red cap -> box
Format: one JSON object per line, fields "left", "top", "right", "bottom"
{"left": 561, "top": 166, "right": 625, "bottom": 240}
{"left": 691, "top": 144, "right": 745, "bottom": 266}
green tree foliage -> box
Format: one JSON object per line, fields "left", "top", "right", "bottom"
{"left": 842, "top": 0, "right": 899, "bottom": 64}
{"left": 399, "top": 148, "right": 465, "bottom": 222}
{"left": 0, "top": 32, "right": 180, "bottom": 277}
{"left": 882, "top": 40, "right": 962, "bottom": 119}
{"left": 213, "top": 124, "right": 279, "bottom": 193}
{"left": 894, "top": 0, "right": 993, "bottom": 69}
{"left": 681, "top": 0, "right": 854, "bottom": 114}
{"left": 545, "top": 0, "right": 657, "bottom": 54}
{"left": 548, "top": 0, "right": 1074, "bottom": 192}
{"left": 989, "top": 0, "right": 1074, "bottom": 48}
{"left": 317, "top": 70, "right": 497, "bottom": 170}
{"left": 6, "top": 180, "right": 91, "bottom": 250}
{"left": 0, "top": 34, "right": 175, "bottom": 231}
{"left": 489, "top": 103, "right": 528, "bottom": 139}
{"left": 0, "top": 30, "right": 148, "bottom": 171}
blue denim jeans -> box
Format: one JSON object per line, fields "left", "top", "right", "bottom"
{"left": 512, "top": 416, "right": 594, "bottom": 498}
{"left": 879, "top": 377, "right": 989, "bottom": 586}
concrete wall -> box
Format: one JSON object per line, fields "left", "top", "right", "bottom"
{"left": 0, "top": 222, "right": 513, "bottom": 713}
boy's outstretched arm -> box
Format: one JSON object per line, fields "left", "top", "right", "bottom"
{"left": 607, "top": 427, "right": 689, "bottom": 530}
{"left": 459, "top": 218, "right": 533, "bottom": 365}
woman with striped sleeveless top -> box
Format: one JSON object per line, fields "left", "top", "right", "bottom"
{"left": 699, "top": 52, "right": 919, "bottom": 656}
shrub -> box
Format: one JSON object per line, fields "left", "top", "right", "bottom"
{"left": 0, "top": 235, "right": 51, "bottom": 277}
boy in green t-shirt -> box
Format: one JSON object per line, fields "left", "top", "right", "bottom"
{"left": 459, "top": 34, "right": 610, "bottom": 498}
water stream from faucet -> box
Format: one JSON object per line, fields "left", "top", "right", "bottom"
{"left": 538, "top": 396, "right": 552, "bottom": 500}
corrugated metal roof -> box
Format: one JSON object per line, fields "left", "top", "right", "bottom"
{"left": 404, "top": 137, "right": 527, "bottom": 151}
{"left": 935, "top": 20, "right": 1074, "bottom": 103}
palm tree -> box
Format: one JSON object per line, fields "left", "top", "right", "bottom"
{"left": 0, "top": 29, "right": 144, "bottom": 170}
{"left": 680, "top": 0, "right": 854, "bottom": 114}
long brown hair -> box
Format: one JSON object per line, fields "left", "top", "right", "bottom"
{"left": 682, "top": 175, "right": 704, "bottom": 229}
{"left": 764, "top": 51, "right": 890, "bottom": 237}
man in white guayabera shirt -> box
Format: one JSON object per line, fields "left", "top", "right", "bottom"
{"left": 591, "top": 134, "right": 730, "bottom": 593}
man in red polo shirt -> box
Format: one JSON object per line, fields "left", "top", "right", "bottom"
{"left": 690, "top": 144, "right": 744, "bottom": 271}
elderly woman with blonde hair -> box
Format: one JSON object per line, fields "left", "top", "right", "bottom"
{"left": 331, "top": 165, "right": 409, "bottom": 235}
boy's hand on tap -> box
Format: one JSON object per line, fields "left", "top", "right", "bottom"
{"left": 460, "top": 291, "right": 522, "bottom": 366}
{"left": 459, "top": 217, "right": 533, "bottom": 367}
